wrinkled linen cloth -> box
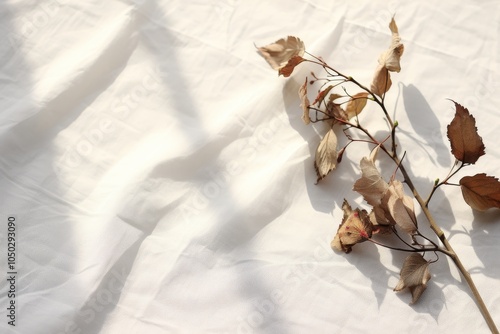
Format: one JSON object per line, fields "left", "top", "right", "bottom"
{"left": 0, "top": 1, "right": 499, "bottom": 333}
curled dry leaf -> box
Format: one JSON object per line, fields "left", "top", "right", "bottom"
{"left": 315, "top": 129, "right": 338, "bottom": 183}
{"left": 299, "top": 77, "right": 311, "bottom": 124}
{"left": 353, "top": 147, "right": 390, "bottom": 226}
{"left": 460, "top": 173, "right": 500, "bottom": 211}
{"left": 370, "top": 17, "right": 402, "bottom": 97}
{"left": 379, "top": 17, "right": 404, "bottom": 73}
{"left": 345, "top": 92, "right": 370, "bottom": 119}
{"left": 326, "top": 93, "right": 348, "bottom": 123}
{"left": 394, "top": 253, "right": 431, "bottom": 304}
{"left": 257, "top": 36, "right": 305, "bottom": 71}
{"left": 370, "top": 64, "right": 392, "bottom": 97}
{"left": 353, "top": 148, "right": 388, "bottom": 207}
{"left": 331, "top": 199, "right": 373, "bottom": 253}
{"left": 446, "top": 101, "right": 485, "bottom": 164}
{"left": 381, "top": 180, "right": 418, "bottom": 235}
{"left": 279, "top": 55, "right": 305, "bottom": 77}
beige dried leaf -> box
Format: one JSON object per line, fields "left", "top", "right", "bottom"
{"left": 379, "top": 17, "right": 404, "bottom": 73}
{"left": 370, "top": 64, "right": 392, "bottom": 97}
{"left": 381, "top": 180, "right": 417, "bottom": 234}
{"left": 346, "top": 92, "right": 370, "bottom": 120}
{"left": 331, "top": 200, "right": 373, "bottom": 253}
{"left": 394, "top": 254, "right": 431, "bottom": 304}
{"left": 257, "top": 36, "right": 305, "bottom": 71}
{"left": 314, "top": 129, "right": 338, "bottom": 183}
{"left": 298, "top": 77, "right": 311, "bottom": 125}
{"left": 353, "top": 153, "right": 389, "bottom": 207}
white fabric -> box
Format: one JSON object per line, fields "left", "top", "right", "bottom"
{"left": 1, "top": 1, "right": 499, "bottom": 333}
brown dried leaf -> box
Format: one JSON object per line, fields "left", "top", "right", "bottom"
{"left": 460, "top": 173, "right": 500, "bottom": 211}
{"left": 325, "top": 93, "right": 347, "bottom": 123}
{"left": 257, "top": 36, "right": 305, "bottom": 71}
{"left": 370, "top": 64, "right": 392, "bottom": 97}
{"left": 298, "top": 77, "right": 310, "bottom": 125}
{"left": 331, "top": 200, "right": 373, "bottom": 253}
{"left": 381, "top": 180, "right": 417, "bottom": 234}
{"left": 447, "top": 101, "right": 485, "bottom": 164}
{"left": 314, "top": 129, "right": 338, "bottom": 183}
{"left": 279, "top": 55, "right": 305, "bottom": 77}
{"left": 394, "top": 254, "right": 431, "bottom": 304}
{"left": 346, "top": 92, "right": 370, "bottom": 119}
{"left": 312, "top": 85, "right": 334, "bottom": 106}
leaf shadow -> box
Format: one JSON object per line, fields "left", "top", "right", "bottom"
{"left": 399, "top": 83, "right": 452, "bottom": 168}
{"left": 343, "top": 242, "right": 391, "bottom": 308}
{"left": 469, "top": 209, "right": 500, "bottom": 279}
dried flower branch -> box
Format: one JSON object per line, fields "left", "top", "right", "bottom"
{"left": 257, "top": 16, "right": 500, "bottom": 333}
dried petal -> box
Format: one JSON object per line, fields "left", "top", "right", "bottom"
{"left": 460, "top": 174, "right": 500, "bottom": 211}
{"left": 257, "top": 36, "right": 305, "bottom": 71}
{"left": 298, "top": 77, "right": 310, "bottom": 124}
{"left": 446, "top": 101, "right": 485, "bottom": 164}
{"left": 331, "top": 200, "right": 373, "bottom": 253}
{"left": 314, "top": 129, "right": 338, "bottom": 183}
{"left": 394, "top": 254, "right": 431, "bottom": 304}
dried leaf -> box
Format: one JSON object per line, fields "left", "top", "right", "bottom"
{"left": 379, "top": 17, "right": 404, "bottom": 73}
{"left": 446, "top": 101, "right": 485, "bottom": 164}
{"left": 257, "top": 36, "right": 305, "bottom": 71}
{"left": 279, "top": 55, "right": 305, "bottom": 77}
{"left": 315, "top": 129, "right": 338, "bottom": 183}
{"left": 331, "top": 200, "right": 373, "bottom": 253}
{"left": 353, "top": 152, "right": 389, "bottom": 207}
{"left": 460, "top": 173, "right": 500, "bottom": 211}
{"left": 346, "top": 92, "right": 370, "bottom": 119}
{"left": 298, "top": 77, "right": 311, "bottom": 125}
{"left": 312, "top": 85, "right": 334, "bottom": 106}
{"left": 381, "top": 180, "right": 417, "bottom": 234}
{"left": 326, "top": 93, "right": 347, "bottom": 122}
{"left": 394, "top": 254, "right": 431, "bottom": 304}
{"left": 370, "top": 64, "right": 392, "bottom": 97}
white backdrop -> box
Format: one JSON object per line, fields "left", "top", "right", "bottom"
{"left": 0, "top": 1, "right": 499, "bottom": 333}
